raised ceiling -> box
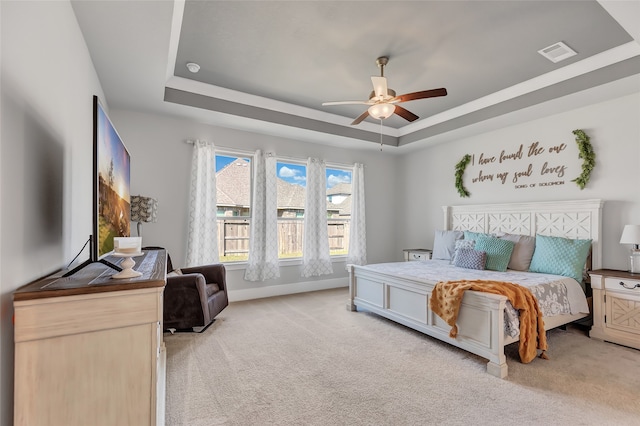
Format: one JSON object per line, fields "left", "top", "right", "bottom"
{"left": 72, "top": 1, "right": 640, "bottom": 151}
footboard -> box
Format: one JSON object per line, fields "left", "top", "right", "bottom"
{"left": 348, "top": 265, "right": 511, "bottom": 378}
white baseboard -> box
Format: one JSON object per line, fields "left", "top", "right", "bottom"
{"left": 228, "top": 277, "right": 348, "bottom": 302}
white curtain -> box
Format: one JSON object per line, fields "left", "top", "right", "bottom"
{"left": 302, "top": 158, "right": 333, "bottom": 277}
{"left": 186, "top": 140, "right": 219, "bottom": 266}
{"left": 347, "top": 163, "right": 367, "bottom": 266}
{"left": 244, "top": 150, "right": 280, "bottom": 281}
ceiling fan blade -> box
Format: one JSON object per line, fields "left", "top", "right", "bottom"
{"left": 394, "top": 105, "right": 419, "bottom": 122}
{"left": 322, "top": 100, "right": 371, "bottom": 106}
{"left": 394, "top": 88, "right": 447, "bottom": 103}
{"left": 371, "top": 76, "right": 388, "bottom": 99}
{"left": 351, "top": 110, "right": 370, "bottom": 125}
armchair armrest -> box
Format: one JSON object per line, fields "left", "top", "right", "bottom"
{"left": 181, "top": 264, "right": 227, "bottom": 292}
{"left": 164, "top": 273, "right": 210, "bottom": 324}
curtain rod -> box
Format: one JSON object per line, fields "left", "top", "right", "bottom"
{"left": 183, "top": 140, "right": 255, "bottom": 158}
{"left": 183, "top": 139, "right": 357, "bottom": 170}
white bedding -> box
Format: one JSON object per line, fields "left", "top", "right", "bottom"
{"left": 361, "top": 259, "right": 590, "bottom": 337}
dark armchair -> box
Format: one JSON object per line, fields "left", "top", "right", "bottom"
{"left": 163, "top": 264, "right": 229, "bottom": 332}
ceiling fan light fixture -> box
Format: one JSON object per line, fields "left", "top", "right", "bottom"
{"left": 323, "top": 56, "right": 447, "bottom": 125}
{"left": 368, "top": 103, "right": 395, "bottom": 120}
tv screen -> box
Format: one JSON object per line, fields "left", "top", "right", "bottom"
{"left": 94, "top": 95, "right": 131, "bottom": 259}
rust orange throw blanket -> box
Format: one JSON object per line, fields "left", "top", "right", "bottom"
{"left": 430, "top": 280, "right": 547, "bottom": 363}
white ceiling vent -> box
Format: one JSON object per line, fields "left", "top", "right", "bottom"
{"left": 538, "top": 42, "right": 577, "bottom": 63}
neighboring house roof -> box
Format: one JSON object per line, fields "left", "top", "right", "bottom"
{"left": 327, "top": 183, "right": 351, "bottom": 196}
{"left": 216, "top": 158, "right": 352, "bottom": 215}
{"left": 216, "top": 158, "right": 251, "bottom": 207}
{"left": 276, "top": 178, "right": 305, "bottom": 210}
{"left": 334, "top": 195, "right": 352, "bottom": 216}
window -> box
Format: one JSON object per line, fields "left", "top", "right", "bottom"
{"left": 216, "top": 154, "right": 353, "bottom": 263}
{"left": 277, "top": 161, "right": 306, "bottom": 259}
{"left": 275, "top": 161, "right": 352, "bottom": 259}
{"left": 216, "top": 154, "right": 251, "bottom": 262}
{"left": 326, "top": 167, "right": 352, "bottom": 256}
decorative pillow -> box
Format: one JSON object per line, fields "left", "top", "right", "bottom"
{"left": 529, "top": 234, "right": 592, "bottom": 282}
{"left": 498, "top": 233, "right": 536, "bottom": 271}
{"left": 474, "top": 236, "right": 515, "bottom": 272}
{"left": 453, "top": 248, "right": 486, "bottom": 270}
{"left": 432, "top": 230, "right": 463, "bottom": 260}
{"left": 451, "top": 239, "right": 475, "bottom": 264}
{"left": 464, "top": 230, "right": 493, "bottom": 241}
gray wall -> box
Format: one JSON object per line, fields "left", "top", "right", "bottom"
{"left": 0, "top": 1, "right": 106, "bottom": 424}
{"left": 397, "top": 92, "right": 640, "bottom": 271}
{"left": 110, "top": 109, "right": 401, "bottom": 300}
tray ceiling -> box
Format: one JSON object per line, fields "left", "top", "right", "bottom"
{"left": 72, "top": 1, "right": 640, "bottom": 151}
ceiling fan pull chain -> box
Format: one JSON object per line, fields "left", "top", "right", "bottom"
{"left": 380, "top": 119, "right": 383, "bottom": 151}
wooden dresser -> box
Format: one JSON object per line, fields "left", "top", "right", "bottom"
{"left": 13, "top": 250, "right": 167, "bottom": 426}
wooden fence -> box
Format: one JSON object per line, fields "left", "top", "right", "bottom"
{"left": 218, "top": 218, "right": 350, "bottom": 261}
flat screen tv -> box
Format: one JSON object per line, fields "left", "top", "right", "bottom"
{"left": 64, "top": 95, "right": 131, "bottom": 276}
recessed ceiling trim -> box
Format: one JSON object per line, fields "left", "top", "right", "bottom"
{"left": 597, "top": 0, "right": 640, "bottom": 42}
{"left": 163, "top": 1, "right": 638, "bottom": 147}
{"left": 398, "top": 41, "right": 640, "bottom": 137}
{"left": 164, "top": 87, "right": 400, "bottom": 146}
{"left": 165, "top": 0, "right": 185, "bottom": 82}
{"left": 396, "top": 73, "right": 640, "bottom": 153}
{"left": 165, "top": 76, "right": 399, "bottom": 136}
{"left": 164, "top": 0, "right": 398, "bottom": 137}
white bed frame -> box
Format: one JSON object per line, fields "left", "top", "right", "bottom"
{"left": 348, "top": 199, "right": 603, "bottom": 378}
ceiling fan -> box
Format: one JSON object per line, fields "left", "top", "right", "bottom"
{"left": 322, "top": 56, "right": 447, "bottom": 125}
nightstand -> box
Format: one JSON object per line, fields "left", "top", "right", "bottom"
{"left": 403, "top": 248, "right": 432, "bottom": 262}
{"left": 589, "top": 269, "right": 640, "bottom": 350}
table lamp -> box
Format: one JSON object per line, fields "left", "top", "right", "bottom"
{"left": 619, "top": 224, "right": 640, "bottom": 273}
{"left": 130, "top": 195, "right": 158, "bottom": 238}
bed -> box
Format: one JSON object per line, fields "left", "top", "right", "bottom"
{"left": 347, "top": 199, "right": 603, "bottom": 378}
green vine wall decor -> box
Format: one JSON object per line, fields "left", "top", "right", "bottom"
{"left": 454, "top": 154, "right": 471, "bottom": 198}
{"left": 571, "top": 129, "right": 595, "bottom": 190}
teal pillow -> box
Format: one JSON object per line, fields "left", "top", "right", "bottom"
{"left": 464, "top": 230, "right": 493, "bottom": 241}
{"left": 474, "top": 236, "right": 515, "bottom": 272}
{"left": 528, "top": 234, "right": 592, "bottom": 282}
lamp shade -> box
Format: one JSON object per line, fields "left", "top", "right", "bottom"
{"left": 131, "top": 195, "right": 158, "bottom": 223}
{"left": 368, "top": 103, "right": 395, "bottom": 120}
{"left": 620, "top": 224, "right": 640, "bottom": 245}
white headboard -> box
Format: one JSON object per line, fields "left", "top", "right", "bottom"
{"left": 443, "top": 199, "right": 604, "bottom": 270}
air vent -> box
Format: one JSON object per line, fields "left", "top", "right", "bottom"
{"left": 538, "top": 42, "right": 577, "bottom": 63}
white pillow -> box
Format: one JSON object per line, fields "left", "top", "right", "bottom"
{"left": 432, "top": 230, "right": 463, "bottom": 261}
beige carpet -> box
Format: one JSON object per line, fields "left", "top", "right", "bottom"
{"left": 164, "top": 288, "right": 640, "bottom": 425}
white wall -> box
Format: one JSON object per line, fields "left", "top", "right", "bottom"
{"left": 398, "top": 92, "right": 640, "bottom": 270}
{"left": 0, "top": 1, "right": 105, "bottom": 423}
{"left": 110, "top": 109, "right": 400, "bottom": 300}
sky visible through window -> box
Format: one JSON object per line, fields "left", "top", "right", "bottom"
{"left": 215, "top": 155, "right": 351, "bottom": 189}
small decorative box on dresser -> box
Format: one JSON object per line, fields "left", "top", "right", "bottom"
{"left": 403, "top": 248, "right": 432, "bottom": 262}
{"left": 13, "top": 250, "right": 167, "bottom": 426}
{"left": 589, "top": 269, "right": 640, "bottom": 350}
